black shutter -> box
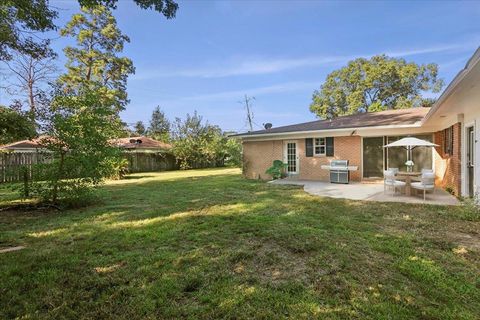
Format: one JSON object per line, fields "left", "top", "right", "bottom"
{"left": 305, "top": 138, "right": 313, "bottom": 157}
{"left": 326, "top": 137, "right": 334, "bottom": 156}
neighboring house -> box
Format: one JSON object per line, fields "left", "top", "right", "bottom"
{"left": 112, "top": 136, "right": 172, "bottom": 152}
{"left": 234, "top": 47, "right": 480, "bottom": 198}
{"left": 0, "top": 137, "right": 47, "bottom": 153}
{"left": 112, "top": 136, "right": 177, "bottom": 172}
{"left": 0, "top": 136, "right": 172, "bottom": 153}
{"left": 0, "top": 136, "right": 177, "bottom": 174}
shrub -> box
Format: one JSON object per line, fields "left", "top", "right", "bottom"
{"left": 460, "top": 195, "right": 480, "bottom": 221}
{"left": 265, "top": 160, "right": 287, "bottom": 179}
{"left": 445, "top": 186, "right": 454, "bottom": 195}
{"left": 109, "top": 158, "right": 130, "bottom": 180}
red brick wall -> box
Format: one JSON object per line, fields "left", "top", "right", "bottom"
{"left": 242, "top": 136, "right": 362, "bottom": 182}
{"left": 242, "top": 140, "right": 283, "bottom": 179}
{"left": 433, "top": 122, "right": 462, "bottom": 196}
{"left": 297, "top": 136, "right": 362, "bottom": 181}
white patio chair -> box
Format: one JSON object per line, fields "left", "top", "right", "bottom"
{"left": 384, "top": 170, "right": 406, "bottom": 195}
{"left": 388, "top": 168, "right": 399, "bottom": 175}
{"left": 421, "top": 169, "right": 434, "bottom": 174}
{"left": 411, "top": 168, "right": 434, "bottom": 182}
{"left": 411, "top": 172, "right": 435, "bottom": 201}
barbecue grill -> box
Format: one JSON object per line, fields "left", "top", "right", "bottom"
{"left": 329, "top": 160, "right": 350, "bottom": 184}
{"left": 320, "top": 160, "right": 359, "bottom": 184}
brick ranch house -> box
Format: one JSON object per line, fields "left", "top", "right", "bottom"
{"left": 233, "top": 47, "right": 480, "bottom": 198}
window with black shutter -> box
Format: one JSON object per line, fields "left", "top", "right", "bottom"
{"left": 305, "top": 138, "right": 313, "bottom": 157}
{"left": 326, "top": 137, "right": 334, "bottom": 156}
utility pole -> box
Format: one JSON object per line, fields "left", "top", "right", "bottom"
{"left": 240, "top": 94, "right": 255, "bottom": 132}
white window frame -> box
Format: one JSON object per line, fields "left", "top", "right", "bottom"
{"left": 314, "top": 137, "right": 326, "bottom": 156}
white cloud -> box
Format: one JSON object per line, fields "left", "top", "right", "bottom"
{"left": 131, "top": 55, "right": 351, "bottom": 81}
{"left": 131, "top": 39, "right": 479, "bottom": 80}
{"left": 385, "top": 42, "right": 477, "bottom": 58}
{"left": 171, "top": 81, "right": 319, "bottom": 102}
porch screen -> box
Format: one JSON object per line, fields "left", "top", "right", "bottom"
{"left": 386, "top": 135, "right": 433, "bottom": 172}
{"left": 363, "top": 137, "right": 384, "bottom": 178}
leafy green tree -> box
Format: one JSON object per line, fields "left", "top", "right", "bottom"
{"left": 28, "top": 87, "right": 122, "bottom": 205}
{"left": 310, "top": 55, "right": 444, "bottom": 119}
{"left": 0, "top": 105, "right": 36, "bottom": 144}
{"left": 58, "top": 5, "right": 134, "bottom": 111}
{"left": 119, "top": 120, "right": 134, "bottom": 137}
{"left": 0, "top": 0, "right": 57, "bottom": 61}
{"left": 0, "top": 0, "right": 178, "bottom": 61}
{"left": 79, "top": 0, "right": 178, "bottom": 18}
{"left": 147, "top": 106, "right": 171, "bottom": 141}
{"left": 134, "top": 121, "right": 146, "bottom": 136}
{"left": 172, "top": 111, "right": 227, "bottom": 169}
{"left": 224, "top": 137, "right": 242, "bottom": 167}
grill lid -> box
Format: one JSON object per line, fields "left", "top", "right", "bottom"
{"left": 330, "top": 160, "right": 349, "bottom": 168}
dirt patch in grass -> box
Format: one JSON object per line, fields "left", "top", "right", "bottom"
{"left": 231, "top": 239, "right": 312, "bottom": 286}
{"left": 446, "top": 231, "right": 480, "bottom": 251}
{"left": 0, "top": 246, "right": 25, "bottom": 253}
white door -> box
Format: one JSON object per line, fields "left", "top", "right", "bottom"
{"left": 284, "top": 141, "right": 299, "bottom": 175}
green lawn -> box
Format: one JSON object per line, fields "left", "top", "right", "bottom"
{"left": 1, "top": 168, "right": 479, "bottom": 319}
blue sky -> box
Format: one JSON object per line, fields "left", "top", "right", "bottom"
{"left": 3, "top": 1, "right": 480, "bottom": 132}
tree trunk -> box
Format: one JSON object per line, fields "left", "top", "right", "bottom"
{"left": 28, "top": 80, "right": 35, "bottom": 121}
{"left": 52, "top": 152, "right": 65, "bottom": 203}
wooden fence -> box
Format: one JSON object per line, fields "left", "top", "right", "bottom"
{"left": 0, "top": 152, "right": 52, "bottom": 183}
{"left": 0, "top": 151, "right": 179, "bottom": 183}
{"left": 124, "top": 152, "right": 178, "bottom": 173}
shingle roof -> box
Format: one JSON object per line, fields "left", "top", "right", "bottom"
{"left": 0, "top": 137, "right": 44, "bottom": 149}
{"left": 234, "top": 107, "right": 430, "bottom": 137}
{"left": 112, "top": 136, "right": 172, "bottom": 149}
{"left": 0, "top": 136, "right": 172, "bottom": 150}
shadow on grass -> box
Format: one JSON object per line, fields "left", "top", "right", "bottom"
{"left": 122, "top": 175, "right": 155, "bottom": 180}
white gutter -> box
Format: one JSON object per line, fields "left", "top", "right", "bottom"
{"left": 422, "top": 46, "right": 480, "bottom": 124}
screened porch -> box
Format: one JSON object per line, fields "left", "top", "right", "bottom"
{"left": 362, "top": 134, "right": 434, "bottom": 179}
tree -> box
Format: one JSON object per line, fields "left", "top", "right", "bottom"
{"left": 0, "top": 0, "right": 57, "bottom": 61}
{"left": 171, "top": 111, "right": 226, "bottom": 169}
{"left": 133, "top": 121, "right": 146, "bottom": 135}
{"left": 27, "top": 86, "right": 123, "bottom": 205}
{"left": 309, "top": 55, "right": 444, "bottom": 119}
{"left": 147, "top": 106, "right": 170, "bottom": 141}
{"left": 3, "top": 47, "right": 58, "bottom": 121}
{"left": 58, "top": 5, "right": 135, "bottom": 111}
{"left": 18, "top": 5, "right": 136, "bottom": 206}
{"left": 0, "top": 0, "right": 178, "bottom": 61}
{"left": 223, "top": 136, "right": 242, "bottom": 167}
{"left": 0, "top": 105, "right": 36, "bottom": 144}
{"left": 79, "top": 0, "right": 178, "bottom": 18}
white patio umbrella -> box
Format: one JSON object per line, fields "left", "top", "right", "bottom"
{"left": 384, "top": 137, "right": 438, "bottom": 163}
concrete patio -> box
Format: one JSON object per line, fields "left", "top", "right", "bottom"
{"left": 270, "top": 179, "right": 459, "bottom": 205}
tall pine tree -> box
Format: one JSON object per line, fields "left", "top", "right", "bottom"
{"left": 148, "top": 106, "right": 170, "bottom": 141}
{"left": 58, "top": 5, "right": 135, "bottom": 112}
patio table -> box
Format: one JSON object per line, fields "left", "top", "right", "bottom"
{"left": 397, "top": 171, "right": 421, "bottom": 196}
